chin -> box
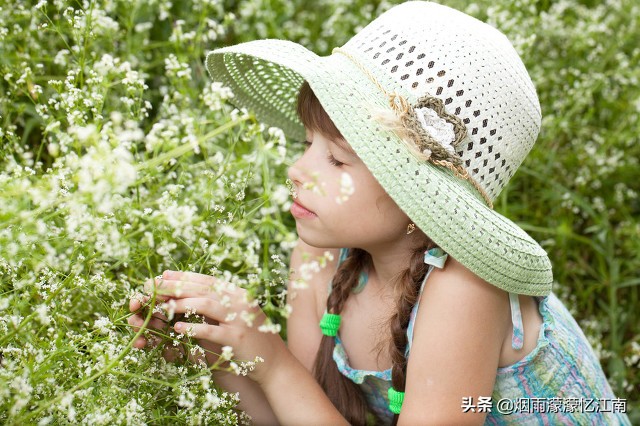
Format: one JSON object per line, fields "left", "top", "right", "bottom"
{"left": 296, "top": 227, "right": 340, "bottom": 249}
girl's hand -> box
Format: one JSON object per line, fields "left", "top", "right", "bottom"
{"left": 150, "top": 270, "right": 288, "bottom": 385}
{"left": 127, "top": 278, "right": 221, "bottom": 365}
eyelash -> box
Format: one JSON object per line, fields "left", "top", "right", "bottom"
{"left": 327, "top": 154, "right": 344, "bottom": 167}
{"left": 303, "top": 140, "right": 344, "bottom": 167}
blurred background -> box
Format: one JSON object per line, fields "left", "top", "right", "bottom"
{"left": 1, "top": 0, "right": 638, "bottom": 423}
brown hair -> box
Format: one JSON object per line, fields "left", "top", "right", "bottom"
{"left": 296, "top": 81, "right": 344, "bottom": 142}
{"left": 296, "top": 81, "right": 432, "bottom": 424}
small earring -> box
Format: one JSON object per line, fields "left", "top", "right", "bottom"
{"left": 406, "top": 223, "right": 416, "bottom": 234}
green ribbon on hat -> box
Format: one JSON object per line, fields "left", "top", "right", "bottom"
{"left": 319, "top": 312, "right": 341, "bottom": 336}
{"left": 388, "top": 387, "right": 405, "bottom": 414}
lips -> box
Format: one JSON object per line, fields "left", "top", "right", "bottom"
{"left": 290, "top": 199, "right": 317, "bottom": 219}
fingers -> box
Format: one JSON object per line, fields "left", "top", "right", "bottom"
{"left": 173, "top": 322, "right": 224, "bottom": 344}
{"left": 163, "top": 270, "right": 218, "bottom": 286}
{"left": 155, "top": 280, "right": 242, "bottom": 301}
{"left": 141, "top": 276, "right": 179, "bottom": 299}
{"left": 128, "top": 300, "right": 176, "bottom": 351}
{"left": 164, "top": 297, "right": 228, "bottom": 323}
{"left": 129, "top": 297, "right": 142, "bottom": 313}
{"left": 162, "top": 345, "right": 185, "bottom": 362}
{"left": 137, "top": 272, "right": 240, "bottom": 302}
{"left": 128, "top": 310, "right": 168, "bottom": 331}
{"left": 127, "top": 314, "right": 153, "bottom": 349}
{"left": 155, "top": 279, "right": 215, "bottom": 298}
{"left": 141, "top": 274, "right": 220, "bottom": 299}
{"left": 127, "top": 272, "right": 241, "bottom": 354}
{"left": 133, "top": 336, "right": 147, "bottom": 349}
{"left": 143, "top": 277, "right": 172, "bottom": 296}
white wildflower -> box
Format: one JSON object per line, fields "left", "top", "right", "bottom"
{"left": 93, "top": 316, "right": 112, "bottom": 335}
{"left": 258, "top": 322, "right": 281, "bottom": 334}
{"left": 230, "top": 356, "right": 264, "bottom": 376}
{"left": 220, "top": 345, "right": 234, "bottom": 361}
{"left": 240, "top": 310, "right": 256, "bottom": 327}
{"left": 335, "top": 172, "right": 355, "bottom": 205}
{"left": 164, "top": 54, "right": 191, "bottom": 80}
{"left": 161, "top": 299, "right": 177, "bottom": 321}
{"left": 35, "top": 304, "right": 50, "bottom": 325}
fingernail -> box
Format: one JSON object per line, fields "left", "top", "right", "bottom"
{"left": 174, "top": 322, "right": 184, "bottom": 332}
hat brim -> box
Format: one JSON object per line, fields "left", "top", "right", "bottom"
{"left": 206, "top": 40, "right": 553, "bottom": 296}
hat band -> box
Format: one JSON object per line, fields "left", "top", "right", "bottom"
{"left": 332, "top": 47, "right": 493, "bottom": 208}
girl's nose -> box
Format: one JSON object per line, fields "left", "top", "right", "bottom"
{"left": 287, "top": 152, "right": 311, "bottom": 186}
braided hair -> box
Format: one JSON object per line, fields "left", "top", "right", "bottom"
{"left": 388, "top": 243, "right": 431, "bottom": 425}
{"left": 312, "top": 248, "right": 371, "bottom": 424}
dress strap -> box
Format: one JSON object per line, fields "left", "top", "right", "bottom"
{"left": 424, "top": 247, "right": 448, "bottom": 268}
{"left": 338, "top": 247, "right": 349, "bottom": 263}
{"left": 509, "top": 293, "right": 524, "bottom": 350}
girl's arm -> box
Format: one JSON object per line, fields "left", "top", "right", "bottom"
{"left": 286, "top": 239, "right": 339, "bottom": 371}
{"left": 399, "top": 257, "right": 511, "bottom": 425}
{"left": 211, "top": 239, "right": 339, "bottom": 423}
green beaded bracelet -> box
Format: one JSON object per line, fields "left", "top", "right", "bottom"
{"left": 388, "top": 387, "right": 405, "bottom": 414}
{"left": 319, "top": 312, "right": 341, "bottom": 336}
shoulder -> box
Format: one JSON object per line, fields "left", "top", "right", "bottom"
{"left": 399, "top": 257, "right": 511, "bottom": 424}
{"left": 424, "top": 256, "right": 510, "bottom": 310}
{"left": 414, "top": 256, "right": 511, "bottom": 347}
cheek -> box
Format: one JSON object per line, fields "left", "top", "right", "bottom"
{"left": 374, "top": 193, "right": 410, "bottom": 225}
{"left": 317, "top": 171, "right": 349, "bottom": 200}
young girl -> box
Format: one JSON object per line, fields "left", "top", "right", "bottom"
{"left": 129, "top": 2, "right": 630, "bottom": 424}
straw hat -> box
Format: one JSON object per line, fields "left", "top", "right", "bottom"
{"left": 206, "top": 1, "right": 553, "bottom": 295}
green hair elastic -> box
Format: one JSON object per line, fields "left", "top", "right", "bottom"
{"left": 388, "top": 387, "right": 405, "bottom": 414}
{"left": 319, "top": 312, "right": 341, "bottom": 336}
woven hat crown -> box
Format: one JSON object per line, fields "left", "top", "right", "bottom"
{"left": 339, "top": 1, "right": 541, "bottom": 201}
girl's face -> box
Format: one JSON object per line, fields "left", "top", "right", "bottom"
{"left": 287, "top": 129, "right": 411, "bottom": 250}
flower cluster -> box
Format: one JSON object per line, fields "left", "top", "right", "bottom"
{"left": 0, "top": 1, "right": 298, "bottom": 423}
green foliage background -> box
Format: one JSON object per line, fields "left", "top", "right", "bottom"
{"left": 1, "top": 0, "right": 638, "bottom": 423}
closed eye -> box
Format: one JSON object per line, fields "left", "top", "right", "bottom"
{"left": 327, "top": 153, "right": 344, "bottom": 167}
{"left": 302, "top": 140, "right": 344, "bottom": 166}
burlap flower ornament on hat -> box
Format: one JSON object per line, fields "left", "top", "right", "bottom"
{"left": 414, "top": 106, "right": 457, "bottom": 156}
{"left": 372, "top": 93, "right": 467, "bottom": 165}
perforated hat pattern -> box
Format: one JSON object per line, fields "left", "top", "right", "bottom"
{"left": 344, "top": 4, "right": 541, "bottom": 202}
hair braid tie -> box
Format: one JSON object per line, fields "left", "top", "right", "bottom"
{"left": 319, "top": 312, "right": 341, "bottom": 336}
{"left": 313, "top": 248, "right": 370, "bottom": 424}
{"left": 388, "top": 387, "right": 405, "bottom": 414}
